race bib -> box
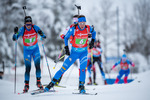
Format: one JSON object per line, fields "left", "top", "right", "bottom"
{"left": 75, "top": 39, "right": 87, "bottom": 45}
{"left": 25, "top": 37, "right": 36, "bottom": 43}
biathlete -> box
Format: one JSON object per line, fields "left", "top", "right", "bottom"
{"left": 111, "top": 54, "right": 135, "bottom": 84}
{"left": 13, "top": 16, "right": 46, "bottom": 92}
{"left": 45, "top": 15, "right": 96, "bottom": 93}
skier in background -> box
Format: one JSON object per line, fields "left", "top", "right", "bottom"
{"left": 87, "top": 47, "right": 97, "bottom": 85}
{"left": 87, "top": 40, "right": 107, "bottom": 85}
{"left": 12, "top": 16, "right": 46, "bottom": 93}
{"left": 111, "top": 54, "right": 135, "bottom": 84}
{"left": 45, "top": 15, "right": 96, "bottom": 93}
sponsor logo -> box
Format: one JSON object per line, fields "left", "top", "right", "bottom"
{"left": 78, "top": 33, "right": 87, "bottom": 36}
{"left": 24, "top": 32, "right": 36, "bottom": 37}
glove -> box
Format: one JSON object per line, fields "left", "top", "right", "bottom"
{"left": 38, "top": 30, "right": 43, "bottom": 36}
{"left": 110, "top": 66, "right": 115, "bottom": 72}
{"left": 132, "top": 63, "right": 135, "bottom": 67}
{"left": 38, "top": 30, "right": 46, "bottom": 39}
{"left": 89, "top": 39, "right": 95, "bottom": 49}
{"left": 111, "top": 65, "right": 115, "bottom": 70}
{"left": 65, "top": 46, "right": 70, "bottom": 55}
{"left": 60, "top": 34, "right": 65, "bottom": 39}
{"left": 12, "top": 35, "right": 17, "bottom": 41}
{"left": 88, "top": 33, "right": 92, "bottom": 38}
{"left": 14, "top": 27, "right": 18, "bottom": 34}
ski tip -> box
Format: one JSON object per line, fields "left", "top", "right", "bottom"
{"left": 31, "top": 93, "right": 35, "bottom": 95}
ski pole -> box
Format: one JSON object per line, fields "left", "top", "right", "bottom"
{"left": 75, "top": 4, "right": 81, "bottom": 16}
{"left": 130, "top": 67, "right": 133, "bottom": 80}
{"left": 22, "top": 6, "right": 26, "bottom": 17}
{"left": 58, "top": 54, "right": 65, "bottom": 61}
{"left": 54, "top": 44, "right": 65, "bottom": 63}
{"left": 53, "top": 45, "right": 65, "bottom": 69}
{"left": 91, "top": 49, "right": 94, "bottom": 67}
{"left": 13, "top": 27, "right": 18, "bottom": 94}
{"left": 40, "top": 37, "right": 52, "bottom": 80}
{"left": 14, "top": 40, "right": 17, "bottom": 94}
{"left": 53, "top": 54, "right": 65, "bottom": 69}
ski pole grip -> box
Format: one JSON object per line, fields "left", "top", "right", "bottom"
{"left": 14, "top": 27, "right": 18, "bottom": 34}
{"left": 22, "top": 6, "right": 26, "bottom": 9}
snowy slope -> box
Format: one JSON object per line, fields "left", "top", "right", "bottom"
{"left": 1, "top": 68, "right": 150, "bottom": 100}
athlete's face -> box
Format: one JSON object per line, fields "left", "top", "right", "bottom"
{"left": 25, "top": 22, "right": 32, "bottom": 29}
{"left": 122, "top": 57, "right": 127, "bottom": 63}
{"left": 79, "top": 22, "right": 86, "bottom": 29}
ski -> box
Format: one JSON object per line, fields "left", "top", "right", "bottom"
{"left": 31, "top": 89, "right": 56, "bottom": 95}
{"left": 54, "top": 85, "right": 66, "bottom": 88}
{"left": 72, "top": 92, "right": 97, "bottom": 95}
{"left": 43, "top": 84, "right": 66, "bottom": 88}
{"left": 18, "top": 88, "right": 43, "bottom": 95}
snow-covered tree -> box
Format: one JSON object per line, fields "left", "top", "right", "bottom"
{"left": 125, "top": 0, "right": 150, "bottom": 65}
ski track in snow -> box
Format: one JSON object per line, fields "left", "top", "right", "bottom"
{"left": 1, "top": 68, "right": 150, "bottom": 100}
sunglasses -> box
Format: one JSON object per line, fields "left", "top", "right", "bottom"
{"left": 79, "top": 22, "right": 85, "bottom": 25}
{"left": 26, "top": 24, "right": 32, "bottom": 26}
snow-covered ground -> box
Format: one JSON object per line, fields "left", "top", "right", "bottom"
{"left": 1, "top": 59, "right": 150, "bottom": 100}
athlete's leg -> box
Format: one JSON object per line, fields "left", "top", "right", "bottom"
{"left": 33, "top": 46, "right": 41, "bottom": 79}
{"left": 97, "top": 59, "right": 106, "bottom": 81}
{"left": 124, "top": 69, "right": 130, "bottom": 84}
{"left": 115, "top": 69, "right": 124, "bottom": 84}
{"left": 45, "top": 51, "right": 79, "bottom": 90}
{"left": 53, "top": 51, "right": 79, "bottom": 81}
{"left": 32, "top": 46, "right": 43, "bottom": 88}
{"left": 23, "top": 49, "right": 32, "bottom": 92}
{"left": 79, "top": 51, "right": 88, "bottom": 93}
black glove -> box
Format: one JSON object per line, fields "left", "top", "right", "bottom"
{"left": 89, "top": 39, "right": 95, "bottom": 49}
{"left": 38, "top": 30, "right": 46, "bottom": 39}
{"left": 88, "top": 33, "right": 92, "bottom": 38}
{"left": 14, "top": 27, "right": 18, "bottom": 34}
{"left": 38, "top": 30, "right": 43, "bottom": 36}
{"left": 65, "top": 46, "right": 70, "bottom": 55}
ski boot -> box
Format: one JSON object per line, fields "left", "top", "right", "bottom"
{"left": 55, "top": 75, "right": 62, "bottom": 86}
{"left": 23, "top": 81, "right": 29, "bottom": 93}
{"left": 114, "top": 78, "right": 119, "bottom": 84}
{"left": 55, "top": 82, "right": 59, "bottom": 86}
{"left": 104, "top": 80, "right": 107, "bottom": 85}
{"left": 44, "top": 78, "right": 57, "bottom": 92}
{"left": 87, "top": 77, "right": 92, "bottom": 85}
{"left": 124, "top": 76, "right": 128, "bottom": 84}
{"left": 93, "top": 82, "right": 98, "bottom": 85}
{"left": 36, "top": 77, "right": 43, "bottom": 89}
{"left": 79, "top": 81, "right": 86, "bottom": 93}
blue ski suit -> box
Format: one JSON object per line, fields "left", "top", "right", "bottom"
{"left": 13, "top": 25, "right": 46, "bottom": 82}
{"left": 52, "top": 25, "right": 96, "bottom": 84}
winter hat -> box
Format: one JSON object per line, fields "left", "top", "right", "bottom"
{"left": 24, "top": 16, "right": 32, "bottom": 24}
{"left": 122, "top": 54, "right": 127, "bottom": 62}
{"left": 122, "top": 54, "right": 127, "bottom": 58}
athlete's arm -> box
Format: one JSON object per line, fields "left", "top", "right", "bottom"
{"left": 13, "top": 27, "right": 24, "bottom": 40}
{"left": 64, "top": 27, "right": 75, "bottom": 46}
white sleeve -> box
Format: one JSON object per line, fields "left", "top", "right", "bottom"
{"left": 97, "top": 47, "right": 103, "bottom": 53}
{"left": 61, "top": 26, "right": 70, "bottom": 35}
